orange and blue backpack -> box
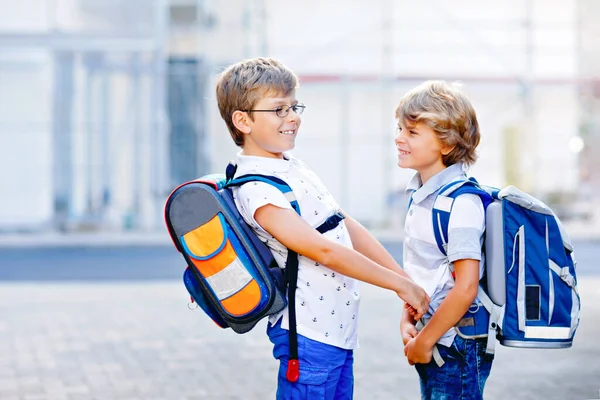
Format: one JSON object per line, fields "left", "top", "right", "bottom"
{"left": 164, "top": 163, "right": 345, "bottom": 382}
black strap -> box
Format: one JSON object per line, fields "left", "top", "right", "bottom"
{"left": 316, "top": 212, "right": 345, "bottom": 234}
{"left": 225, "top": 162, "right": 237, "bottom": 183}
{"left": 285, "top": 250, "right": 300, "bottom": 372}
{"left": 285, "top": 211, "right": 346, "bottom": 382}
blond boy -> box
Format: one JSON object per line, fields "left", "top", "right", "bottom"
{"left": 396, "top": 81, "right": 494, "bottom": 399}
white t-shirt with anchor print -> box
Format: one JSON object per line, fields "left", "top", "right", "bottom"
{"left": 232, "top": 152, "right": 360, "bottom": 350}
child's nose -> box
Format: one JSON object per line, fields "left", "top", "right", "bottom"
{"left": 395, "top": 130, "right": 404, "bottom": 144}
{"left": 286, "top": 110, "right": 299, "bottom": 122}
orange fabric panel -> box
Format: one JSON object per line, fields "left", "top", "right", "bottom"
{"left": 182, "top": 214, "right": 225, "bottom": 258}
{"left": 220, "top": 280, "right": 261, "bottom": 316}
{"left": 190, "top": 240, "right": 237, "bottom": 278}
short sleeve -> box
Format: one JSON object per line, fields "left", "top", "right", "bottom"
{"left": 234, "top": 182, "right": 293, "bottom": 234}
{"left": 446, "top": 193, "right": 485, "bottom": 263}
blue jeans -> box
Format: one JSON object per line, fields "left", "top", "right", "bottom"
{"left": 415, "top": 335, "right": 494, "bottom": 400}
{"left": 267, "top": 321, "right": 354, "bottom": 400}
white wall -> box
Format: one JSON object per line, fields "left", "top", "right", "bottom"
{"left": 0, "top": 0, "right": 584, "bottom": 230}
{"left": 203, "top": 0, "right": 580, "bottom": 227}
{"left": 0, "top": 0, "right": 54, "bottom": 229}
{"left": 0, "top": 53, "right": 53, "bottom": 229}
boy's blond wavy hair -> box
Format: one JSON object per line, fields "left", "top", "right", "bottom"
{"left": 395, "top": 80, "right": 480, "bottom": 167}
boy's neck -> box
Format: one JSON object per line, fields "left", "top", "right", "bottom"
{"left": 241, "top": 146, "right": 285, "bottom": 160}
{"left": 418, "top": 162, "right": 448, "bottom": 185}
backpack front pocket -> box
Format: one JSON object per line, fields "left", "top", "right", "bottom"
{"left": 180, "top": 213, "right": 264, "bottom": 317}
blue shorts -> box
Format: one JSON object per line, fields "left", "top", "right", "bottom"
{"left": 414, "top": 335, "right": 494, "bottom": 400}
{"left": 267, "top": 321, "right": 354, "bottom": 400}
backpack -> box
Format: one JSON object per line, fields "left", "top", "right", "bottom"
{"left": 164, "top": 164, "right": 345, "bottom": 382}
{"left": 429, "top": 177, "right": 581, "bottom": 355}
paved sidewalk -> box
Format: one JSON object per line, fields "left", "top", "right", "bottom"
{"left": 0, "top": 279, "right": 598, "bottom": 400}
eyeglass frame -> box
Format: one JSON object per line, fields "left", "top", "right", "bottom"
{"left": 242, "top": 103, "right": 306, "bottom": 118}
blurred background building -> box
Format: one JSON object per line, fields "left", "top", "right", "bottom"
{"left": 0, "top": 0, "right": 598, "bottom": 233}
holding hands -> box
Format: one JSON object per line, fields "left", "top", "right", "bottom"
{"left": 400, "top": 303, "right": 434, "bottom": 366}
{"left": 397, "top": 280, "right": 430, "bottom": 321}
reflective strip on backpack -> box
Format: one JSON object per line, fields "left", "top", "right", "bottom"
{"left": 524, "top": 326, "right": 572, "bottom": 340}
{"left": 205, "top": 257, "right": 253, "bottom": 300}
{"left": 516, "top": 226, "right": 526, "bottom": 333}
{"left": 549, "top": 269, "right": 555, "bottom": 323}
{"left": 571, "top": 289, "right": 580, "bottom": 337}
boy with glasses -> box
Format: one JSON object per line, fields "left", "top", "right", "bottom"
{"left": 215, "top": 57, "right": 429, "bottom": 400}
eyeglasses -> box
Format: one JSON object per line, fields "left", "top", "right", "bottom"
{"left": 243, "top": 103, "right": 306, "bottom": 118}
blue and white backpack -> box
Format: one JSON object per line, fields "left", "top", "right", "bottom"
{"left": 431, "top": 177, "right": 581, "bottom": 356}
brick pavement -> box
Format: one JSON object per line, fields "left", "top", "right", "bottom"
{"left": 0, "top": 279, "right": 599, "bottom": 400}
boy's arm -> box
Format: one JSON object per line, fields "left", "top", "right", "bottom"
{"left": 341, "top": 210, "right": 408, "bottom": 278}
{"left": 400, "top": 307, "right": 418, "bottom": 345}
{"left": 343, "top": 211, "right": 423, "bottom": 320}
{"left": 404, "top": 258, "right": 479, "bottom": 364}
{"left": 254, "top": 204, "right": 430, "bottom": 319}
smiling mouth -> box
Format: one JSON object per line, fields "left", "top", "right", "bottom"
{"left": 398, "top": 150, "right": 410, "bottom": 155}
{"left": 280, "top": 130, "right": 295, "bottom": 135}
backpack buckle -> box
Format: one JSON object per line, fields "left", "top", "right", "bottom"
{"left": 316, "top": 212, "right": 345, "bottom": 234}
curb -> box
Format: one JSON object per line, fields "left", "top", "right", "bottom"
{"left": 0, "top": 224, "right": 598, "bottom": 249}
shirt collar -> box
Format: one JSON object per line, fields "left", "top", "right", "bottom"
{"left": 235, "top": 151, "right": 293, "bottom": 175}
{"left": 405, "top": 163, "right": 467, "bottom": 204}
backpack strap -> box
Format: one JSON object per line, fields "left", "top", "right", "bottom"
{"left": 224, "top": 165, "right": 344, "bottom": 383}
{"left": 431, "top": 177, "right": 503, "bottom": 361}
{"left": 432, "top": 177, "right": 495, "bottom": 257}
{"left": 224, "top": 173, "right": 301, "bottom": 216}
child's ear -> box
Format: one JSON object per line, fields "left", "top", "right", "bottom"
{"left": 232, "top": 110, "right": 252, "bottom": 134}
{"left": 441, "top": 144, "right": 456, "bottom": 156}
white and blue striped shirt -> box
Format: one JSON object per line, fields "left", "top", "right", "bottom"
{"left": 403, "top": 163, "right": 485, "bottom": 347}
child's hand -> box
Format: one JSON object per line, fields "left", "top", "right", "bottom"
{"left": 397, "top": 282, "right": 430, "bottom": 320}
{"left": 404, "top": 303, "right": 419, "bottom": 319}
{"left": 400, "top": 321, "right": 418, "bottom": 346}
{"left": 404, "top": 336, "right": 433, "bottom": 365}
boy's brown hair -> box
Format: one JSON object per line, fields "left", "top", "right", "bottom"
{"left": 395, "top": 80, "right": 480, "bottom": 166}
{"left": 215, "top": 57, "right": 299, "bottom": 146}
